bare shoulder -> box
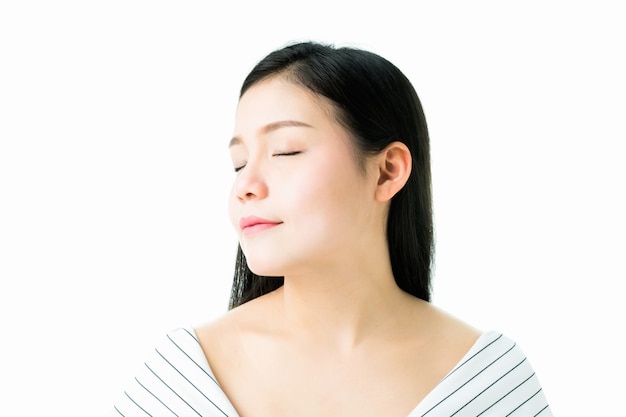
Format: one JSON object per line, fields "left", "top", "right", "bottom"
{"left": 196, "top": 290, "right": 274, "bottom": 333}
{"left": 194, "top": 291, "right": 276, "bottom": 369}
{"left": 421, "top": 301, "right": 481, "bottom": 336}
{"left": 409, "top": 299, "right": 483, "bottom": 363}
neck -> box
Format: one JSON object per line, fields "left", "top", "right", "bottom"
{"left": 271, "top": 257, "right": 413, "bottom": 350}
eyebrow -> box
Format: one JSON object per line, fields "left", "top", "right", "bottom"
{"left": 229, "top": 120, "right": 313, "bottom": 148}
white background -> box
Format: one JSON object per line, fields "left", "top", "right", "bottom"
{"left": 1, "top": 1, "right": 624, "bottom": 416}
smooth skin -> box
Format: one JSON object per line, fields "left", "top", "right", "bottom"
{"left": 196, "top": 77, "right": 480, "bottom": 417}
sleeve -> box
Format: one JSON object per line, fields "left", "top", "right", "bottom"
{"left": 109, "top": 327, "right": 238, "bottom": 417}
{"left": 411, "top": 331, "right": 553, "bottom": 417}
{"left": 476, "top": 336, "right": 553, "bottom": 416}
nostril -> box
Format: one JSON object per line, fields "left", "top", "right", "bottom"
{"left": 237, "top": 191, "right": 256, "bottom": 201}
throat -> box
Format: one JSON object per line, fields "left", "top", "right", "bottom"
{"left": 271, "top": 280, "right": 416, "bottom": 350}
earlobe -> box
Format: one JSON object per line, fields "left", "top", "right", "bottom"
{"left": 375, "top": 142, "right": 412, "bottom": 202}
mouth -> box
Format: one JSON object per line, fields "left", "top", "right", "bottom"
{"left": 239, "top": 216, "right": 283, "bottom": 236}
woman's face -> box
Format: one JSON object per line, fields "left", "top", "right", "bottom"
{"left": 228, "top": 77, "right": 383, "bottom": 277}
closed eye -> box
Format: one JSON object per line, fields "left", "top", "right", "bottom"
{"left": 273, "top": 151, "right": 302, "bottom": 157}
{"left": 234, "top": 151, "right": 301, "bottom": 172}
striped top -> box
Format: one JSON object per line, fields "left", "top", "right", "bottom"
{"left": 111, "top": 327, "right": 552, "bottom": 417}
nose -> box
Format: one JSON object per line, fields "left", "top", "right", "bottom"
{"left": 233, "top": 162, "right": 269, "bottom": 202}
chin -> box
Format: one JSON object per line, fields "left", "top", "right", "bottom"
{"left": 241, "top": 242, "right": 285, "bottom": 274}
{"left": 245, "top": 257, "right": 285, "bottom": 278}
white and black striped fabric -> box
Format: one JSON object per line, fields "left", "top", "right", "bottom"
{"left": 112, "top": 327, "right": 552, "bottom": 417}
{"left": 408, "top": 331, "right": 552, "bottom": 416}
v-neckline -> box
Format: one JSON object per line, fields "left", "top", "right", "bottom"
{"left": 191, "top": 328, "right": 495, "bottom": 417}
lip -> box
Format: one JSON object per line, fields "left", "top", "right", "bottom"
{"left": 239, "top": 216, "right": 282, "bottom": 236}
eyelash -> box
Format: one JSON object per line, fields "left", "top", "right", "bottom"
{"left": 235, "top": 151, "right": 302, "bottom": 172}
{"left": 233, "top": 151, "right": 301, "bottom": 173}
{"left": 273, "top": 151, "right": 301, "bottom": 157}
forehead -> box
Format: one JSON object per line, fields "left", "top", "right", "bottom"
{"left": 234, "top": 77, "right": 338, "bottom": 132}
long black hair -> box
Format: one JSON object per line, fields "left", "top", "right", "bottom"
{"left": 229, "top": 41, "right": 433, "bottom": 309}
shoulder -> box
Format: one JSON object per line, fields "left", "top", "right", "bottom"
{"left": 411, "top": 301, "right": 483, "bottom": 356}
{"left": 404, "top": 303, "right": 554, "bottom": 416}
{"left": 195, "top": 290, "right": 277, "bottom": 345}
{"left": 419, "top": 330, "right": 553, "bottom": 416}
{"left": 194, "top": 292, "right": 275, "bottom": 371}
{"left": 111, "top": 326, "right": 239, "bottom": 417}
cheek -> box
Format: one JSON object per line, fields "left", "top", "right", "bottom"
{"left": 291, "top": 164, "right": 366, "bottom": 224}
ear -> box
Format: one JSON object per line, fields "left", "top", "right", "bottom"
{"left": 374, "top": 141, "right": 412, "bottom": 202}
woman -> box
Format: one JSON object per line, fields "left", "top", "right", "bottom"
{"left": 112, "top": 41, "right": 552, "bottom": 416}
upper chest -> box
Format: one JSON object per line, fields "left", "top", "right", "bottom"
{"left": 201, "top": 332, "right": 471, "bottom": 417}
